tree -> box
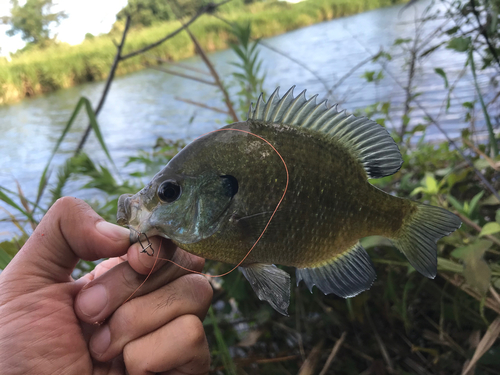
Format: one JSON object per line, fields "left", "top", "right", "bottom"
{"left": 116, "top": 0, "right": 175, "bottom": 27}
{"left": 115, "top": 0, "right": 209, "bottom": 28}
{"left": 1, "top": 0, "right": 67, "bottom": 46}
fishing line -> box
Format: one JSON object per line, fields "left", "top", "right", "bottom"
{"left": 123, "top": 129, "right": 289, "bottom": 303}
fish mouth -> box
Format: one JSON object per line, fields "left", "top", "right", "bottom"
{"left": 117, "top": 193, "right": 160, "bottom": 244}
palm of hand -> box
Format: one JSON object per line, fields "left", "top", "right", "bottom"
{"left": 0, "top": 282, "right": 93, "bottom": 374}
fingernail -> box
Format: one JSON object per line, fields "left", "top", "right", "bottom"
{"left": 78, "top": 284, "right": 108, "bottom": 318}
{"left": 90, "top": 325, "right": 111, "bottom": 356}
{"left": 96, "top": 221, "right": 130, "bottom": 241}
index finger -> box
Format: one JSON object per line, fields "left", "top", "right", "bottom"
{"left": 7, "top": 197, "right": 130, "bottom": 284}
{"left": 74, "top": 244, "right": 205, "bottom": 324}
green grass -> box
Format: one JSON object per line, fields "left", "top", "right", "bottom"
{"left": 0, "top": 0, "right": 404, "bottom": 105}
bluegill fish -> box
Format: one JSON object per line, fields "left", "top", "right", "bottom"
{"left": 117, "top": 87, "right": 461, "bottom": 315}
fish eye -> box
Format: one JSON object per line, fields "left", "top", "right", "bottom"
{"left": 157, "top": 180, "right": 182, "bottom": 203}
{"left": 221, "top": 175, "right": 238, "bottom": 197}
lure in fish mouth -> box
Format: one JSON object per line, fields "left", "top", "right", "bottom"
{"left": 117, "top": 86, "right": 461, "bottom": 316}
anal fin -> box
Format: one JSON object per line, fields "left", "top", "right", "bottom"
{"left": 296, "top": 242, "right": 376, "bottom": 298}
{"left": 239, "top": 263, "right": 291, "bottom": 316}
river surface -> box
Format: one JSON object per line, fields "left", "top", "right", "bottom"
{"left": 0, "top": 0, "right": 498, "bottom": 236}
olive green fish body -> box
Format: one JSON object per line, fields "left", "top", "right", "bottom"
{"left": 177, "top": 120, "right": 414, "bottom": 268}
{"left": 118, "top": 87, "right": 461, "bottom": 315}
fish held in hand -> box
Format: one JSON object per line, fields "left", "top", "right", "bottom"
{"left": 117, "top": 87, "right": 461, "bottom": 315}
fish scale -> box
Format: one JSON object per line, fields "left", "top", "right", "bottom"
{"left": 118, "top": 86, "right": 461, "bottom": 315}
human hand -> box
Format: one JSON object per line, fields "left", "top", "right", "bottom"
{"left": 0, "top": 197, "right": 212, "bottom": 375}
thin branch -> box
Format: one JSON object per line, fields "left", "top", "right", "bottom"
{"left": 73, "top": 3, "right": 225, "bottom": 154}
{"left": 149, "top": 56, "right": 212, "bottom": 76}
{"left": 258, "top": 40, "right": 331, "bottom": 95}
{"left": 175, "top": 97, "right": 230, "bottom": 114}
{"left": 121, "top": 6, "right": 206, "bottom": 60}
{"left": 469, "top": 0, "right": 500, "bottom": 68}
{"left": 439, "top": 273, "right": 500, "bottom": 315}
{"left": 454, "top": 212, "right": 500, "bottom": 250}
{"left": 463, "top": 138, "right": 500, "bottom": 171}
{"left": 401, "top": 36, "right": 418, "bottom": 139}
{"left": 184, "top": 27, "right": 239, "bottom": 122}
{"left": 365, "top": 304, "right": 394, "bottom": 373}
{"left": 327, "top": 53, "right": 376, "bottom": 99}
{"left": 345, "top": 28, "right": 500, "bottom": 202}
{"left": 212, "top": 13, "right": 331, "bottom": 95}
{"left": 147, "top": 65, "right": 217, "bottom": 86}
{"left": 74, "top": 15, "right": 131, "bottom": 156}
{"left": 319, "top": 332, "right": 347, "bottom": 375}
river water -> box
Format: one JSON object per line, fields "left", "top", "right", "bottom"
{"left": 0, "top": 0, "right": 497, "bottom": 236}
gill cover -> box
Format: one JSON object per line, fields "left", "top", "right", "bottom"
{"left": 147, "top": 171, "right": 237, "bottom": 244}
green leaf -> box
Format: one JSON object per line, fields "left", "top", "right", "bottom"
{"left": 445, "top": 26, "right": 460, "bottom": 35}
{"left": 437, "top": 257, "right": 463, "bottom": 273}
{"left": 447, "top": 37, "right": 471, "bottom": 52}
{"left": 83, "top": 98, "right": 114, "bottom": 165}
{"left": 451, "top": 240, "right": 492, "bottom": 260}
{"left": 394, "top": 38, "right": 411, "bottom": 45}
{"left": 425, "top": 173, "right": 438, "bottom": 194}
{"left": 495, "top": 209, "right": 500, "bottom": 224}
{"left": 462, "top": 101, "right": 474, "bottom": 109}
{"left": 462, "top": 240, "right": 492, "bottom": 295}
{"left": 410, "top": 186, "right": 424, "bottom": 196}
{"left": 36, "top": 97, "right": 85, "bottom": 208}
{"left": 469, "top": 191, "right": 484, "bottom": 214}
{"left": 482, "top": 193, "right": 500, "bottom": 206}
{"left": 0, "top": 189, "right": 34, "bottom": 221}
{"left": 434, "top": 68, "right": 448, "bottom": 88}
{"left": 480, "top": 222, "right": 500, "bottom": 237}
{"left": 362, "top": 71, "right": 375, "bottom": 82}
{"left": 0, "top": 248, "right": 12, "bottom": 269}
{"left": 410, "top": 124, "right": 426, "bottom": 134}
{"left": 419, "top": 42, "right": 445, "bottom": 57}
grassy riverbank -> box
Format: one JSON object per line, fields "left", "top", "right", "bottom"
{"left": 0, "top": 0, "right": 403, "bottom": 105}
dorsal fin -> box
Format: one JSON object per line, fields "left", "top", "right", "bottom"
{"left": 247, "top": 87, "right": 403, "bottom": 179}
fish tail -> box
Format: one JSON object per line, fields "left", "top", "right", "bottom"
{"left": 391, "top": 203, "right": 461, "bottom": 278}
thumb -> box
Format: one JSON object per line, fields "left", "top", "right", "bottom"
{"left": 5, "top": 197, "right": 131, "bottom": 284}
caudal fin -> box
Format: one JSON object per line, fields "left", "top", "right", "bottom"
{"left": 392, "top": 204, "right": 461, "bottom": 278}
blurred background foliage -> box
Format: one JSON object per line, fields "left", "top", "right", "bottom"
{"left": 1, "top": 0, "right": 500, "bottom": 374}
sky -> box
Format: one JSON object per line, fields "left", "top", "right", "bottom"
{"left": 0, "top": 0, "right": 128, "bottom": 56}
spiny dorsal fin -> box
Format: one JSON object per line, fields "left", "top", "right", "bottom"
{"left": 248, "top": 87, "right": 403, "bottom": 179}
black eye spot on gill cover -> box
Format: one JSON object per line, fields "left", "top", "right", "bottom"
{"left": 221, "top": 175, "right": 238, "bottom": 198}
{"left": 158, "top": 180, "right": 182, "bottom": 203}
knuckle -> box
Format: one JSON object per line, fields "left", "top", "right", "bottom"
{"left": 189, "top": 255, "right": 205, "bottom": 272}
{"left": 112, "top": 305, "right": 137, "bottom": 337}
{"left": 174, "top": 250, "right": 205, "bottom": 273}
{"left": 120, "top": 266, "right": 142, "bottom": 292}
{"left": 123, "top": 342, "right": 142, "bottom": 374}
{"left": 183, "top": 275, "right": 213, "bottom": 310}
{"left": 179, "top": 315, "right": 206, "bottom": 348}
{"left": 52, "top": 196, "right": 87, "bottom": 213}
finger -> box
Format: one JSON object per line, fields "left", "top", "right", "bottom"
{"left": 5, "top": 197, "right": 130, "bottom": 284}
{"left": 123, "top": 315, "right": 210, "bottom": 375}
{"left": 91, "top": 257, "right": 127, "bottom": 279}
{"left": 126, "top": 236, "right": 174, "bottom": 275}
{"left": 75, "top": 248, "right": 205, "bottom": 324}
{"left": 89, "top": 274, "right": 213, "bottom": 361}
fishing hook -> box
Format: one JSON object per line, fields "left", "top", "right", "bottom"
{"left": 129, "top": 227, "right": 155, "bottom": 256}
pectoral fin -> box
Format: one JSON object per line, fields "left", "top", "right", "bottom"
{"left": 239, "top": 263, "right": 291, "bottom": 316}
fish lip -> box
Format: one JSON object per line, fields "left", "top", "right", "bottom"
{"left": 129, "top": 229, "right": 140, "bottom": 244}
{"left": 117, "top": 194, "right": 134, "bottom": 225}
